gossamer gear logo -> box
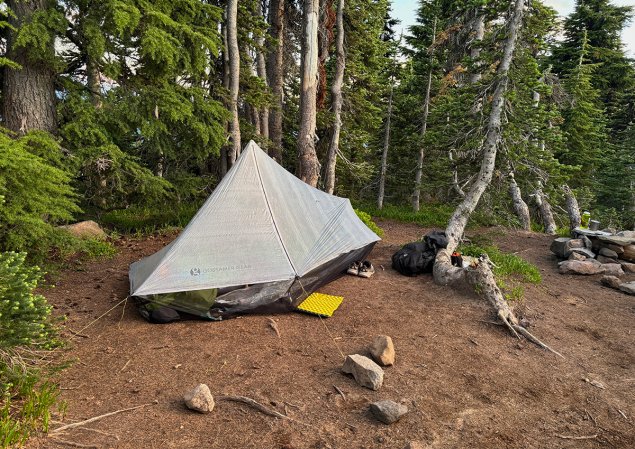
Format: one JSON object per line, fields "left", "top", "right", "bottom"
{"left": 189, "top": 264, "right": 252, "bottom": 276}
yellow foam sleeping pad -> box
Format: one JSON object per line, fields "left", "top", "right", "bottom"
{"left": 296, "top": 292, "right": 344, "bottom": 317}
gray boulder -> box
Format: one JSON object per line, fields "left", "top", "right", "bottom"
{"left": 558, "top": 260, "right": 605, "bottom": 275}
{"left": 601, "top": 275, "right": 622, "bottom": 289}
{"left": 619, "top": 281, "right": 635, "bottom": 295}
{"left": 342, "top": 354, "right": 384, "bottom": 390}
{"left": 598, "top": 235, "right": 635, "bottom": 246}
{"left": 599, "top": 247, "right": 618, "bottom": 259}
{"left": 184, "top": 384, "right": 215, "bottom": 413}
{"left": 369, "top": 335, "right": 395, "bottom": 366}
{"left": 568, "top": 252, "right": 587, "bottom": 261}
{"left": 602, "top": 264, "right": 624, "bottom": 277}
{"left": 550, "top": 238, "right": 572, "bottom": 258}
{"left": 369, "top": 400, "right": 408, "bottom": 424}
{"left": 570, "top": 247, "right": 596, "bottom": 259}
{"left": 618, "top": 260, "right": 635, "bottom": 273}
{"left": 582, "top": 235, "right": 593, "bottom": 250}
{"left": 597, "top": 255, "right": 619, "bottom": 264}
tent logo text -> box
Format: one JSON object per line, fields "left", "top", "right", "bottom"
{"left": 190, "top": 265, "right": 252, "bottom": 276}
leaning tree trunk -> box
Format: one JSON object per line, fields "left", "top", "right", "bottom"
{"left": 508, "top": 170, "right": 531, "bottom": 230}
{"left": 3, "top": 0, "right": 57, "bottom": 135}
{"left": 267, "top": 0, "right": 285, "bottom": 162}
{"left": 296, "top": 0, "right": 321, "bottom": 187}
{"left": 534, "top": 182, "right": 557, "bottom": 234}
{"left": 563, "top": 185, "right": 581, "bottom": 231}
{"left": 412, "top": 16, "right": 437, "bottom": 212}
{"left": 432, "top": 0, "right": 561, "bottom": 350}
{"left": 227, "top": 0, "right": 241, "bottom": 165}
{"left": 256, "top": 0, "right": 269, "bottom": 140}
{"left": 377, "top": 81, "right": 394, "bottom": 210}
{"left": 324, "top": 0, "right": 345, "bottom": 195}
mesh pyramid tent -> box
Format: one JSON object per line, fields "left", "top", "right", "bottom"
{"left": 129, "top": 141, "right": 380, "bottom": 320}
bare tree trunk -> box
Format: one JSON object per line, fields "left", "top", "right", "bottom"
{"left": 468, "top": 13, "right": 484, "bottom": 84}
{"left": 377, "top": 81, "right": 394, "bottom": 209}
{"left": 563, "top": 185, "right": 581, "bottom": 231}
{"left": 449, "top": 149, "right": 466, "bottom": 198}
{"left": 297, "top": 0, "right": 321, "bottom": 186}
{"left": 227, "top": 0, "right": 241, "bottom": 165}
{"left": 86, "top": 57, "right": 103, "bottom": 109}
{"left": 267, "top": 0, "right": 285, "bottom": 162}
{"left": 534, "top": 182, "right": 557, "bottom": 234}
{"left": 324, "top": 0, "right": 345, "bottom": 195}
{"left": 412, "top": 16, "right": 437, "bottom": 211}
{"left": 3, "top": 0, "right": 57, "bottom": 135}
{"left": 508, "top": 171, "right": 530, "bottom": 230}
{"left": 432, "top": 0, "right": 539, "bottom": 343}
{"left": 256, "top": 0, "right": 269, "bottom": 141}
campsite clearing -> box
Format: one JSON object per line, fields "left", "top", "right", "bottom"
{"left": 29, "top": 220, "right": 634, "bottom": 449}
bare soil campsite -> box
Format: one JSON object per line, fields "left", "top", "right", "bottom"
{"left": 28, "top": 220, "right": 635, "bottom": 449}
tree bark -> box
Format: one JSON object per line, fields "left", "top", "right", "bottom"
{"left": 3, "top": 0, "right": 57, "bottom": 135}
{"left": 296, "top": 0, "right": 321, "bottom": 187}
{"left": 433, "top": 0, "right": 526, "bottom": 333}
{"left": 508, "top": 171, "right": 531, "bottom": 230}
{"left": 86, "top": 57, "right": 103, "bottom": 109}
{"left": 563, "top": 185, "right": 581, "bottom": 231}
{"left": 412, "top": 16, "right": 437, "bottom": 212}
{"left": 267, "top": 0, "right": 285, "bottom": 162}
{"left": 377, "top": 81, "right": 393, "bottom": 209}
{"left": 227, "top": 0, "right": 241, "bottom": 165}
{"left": 468, "top": 13, "right": 485, "bottom": 84}
{"left": 324, "top": 0, "right": 345, "bottom": 195}
{"left": 256, "top": 0, "right": 269, "bottom": 140}
{"left": 534, "top": 182, "right": 557, "bottom": 234}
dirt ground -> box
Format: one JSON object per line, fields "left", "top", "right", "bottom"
{"left": 27, "top": 220, "right": 634, "bottom": 449}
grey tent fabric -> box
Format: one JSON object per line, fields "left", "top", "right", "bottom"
{"left": 129, "top": 141, "right": 380, "bottom": 318}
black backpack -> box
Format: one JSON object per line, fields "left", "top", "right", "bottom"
{"left": 391, "top": 230, "right": 448, "bottom": 276}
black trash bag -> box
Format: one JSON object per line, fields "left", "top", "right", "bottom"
{"left": 391, "top": 230, "right": 447, "bottom": 276}
{"left": 138, "top": 305, "right": 181, "bottom": 324}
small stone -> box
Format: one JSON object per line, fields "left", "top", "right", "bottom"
{"left": 601, "top": 275, "right": 622, "bottom": 289}
{"left": 581, "top": 235, "right": 593, "bottom": 250}
{"left": 621, "top": 244, "right": 635, "bottom": 262}
{"left": 599, "top": 247, "right": 618, "bottom": 259}
{"left": 602, "top": 243, "right": 624, "bottom": 254}
{"left": 184, "top": 384, "right": 215, "bottom": 413}
{"left": 618, "top": 260, "right": 635, "bottom": 273}
{"left": 568, "top": 252, "right": 586, "bottom": 261}
{"left": 570, "top": 247, "right": 596, "bottom": 259}
{"left": 342, "top": 354, "right": 384, "bottom": 390}
{"left": 558, "top": 260, "right": 605, "bottom": 275}
{"left": 369, "top": 400, "right": 408, "bottom": 424}
{"left": 369, "top": 335, "right": 395, "bottom": 366}
{"left": 619, "top": 281, "right": 635, "bottom": 295}
{"left": 402, "top": 443, "right": 425, "bottom": 449}
{"left": 601, "top": 264, "right": 624, "bottom": 277}
{"left": 597, "top": 255, "right": 619, "bottom": 264}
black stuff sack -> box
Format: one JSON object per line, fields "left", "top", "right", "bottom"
{"left": 391, "top": 230, "right": 448, "bottom": 276}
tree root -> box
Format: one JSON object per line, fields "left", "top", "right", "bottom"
{"left": 216, "top": 395, "right": 315, "bottom": 429}
{"left": 435, "top": 250, "right": 564, "bottom": 357}
{"left": 51, "top": 403, "right": 154, "bottom": 433}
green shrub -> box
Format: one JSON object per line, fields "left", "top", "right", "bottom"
{"left": 101, "top": 203, "right": 201, "bottom": 234}
{"left": 354, "top": 209, "right": 384, "bottom": 237}
{"left": 0, "top": 252, "right": 59, "bottom": 350}
{"left": 356, "top": 203, "right": 454, "bottom": 228}
{"left": 0, "top": 130, "right": 80, "bottom": 254}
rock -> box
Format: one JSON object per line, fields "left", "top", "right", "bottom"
{"left": 59, "top": 220, "right": 107, "bottom": 239}
{"left": 599, "top": 247, "right": 618, "bottom": 259}
{"left": 601, "top": 275, "right": 622, "bottom": 289}
{"left": 621, "top": 245, "right": 635, "bottom": 262}
{"left": 618, "top": 260, "right": 635, "bottom": 273}
{"left": 619, "top": 281, "right": 635, "bottom": 295}
{"left": 184, "top": 384, "right": 215, "bottom": 413}
{"left": 342, "top": 354, "right": 384, "bottom": 390}
{"left": 558, "top": 260, "right": 605, "bottom": 275}
{"left": 617, "top": 230, "right": 635, "bottom": 239}
{"left": 550, "top": 238, "right": 572, "bottom": 258}
{"left": 570, "top": 247, "right": 596, "bottom": 259}
{"left": 568, "top": 252, "right": 586, "bottom": 261}
{"left": 602, "top": 243, "right": 624, "bottom": 254}
{"left": 602, "top": 264, "right": 624, "bottom": 277}
{"left": 581, "top": 235, "right": 593, "bottom": 250}
{"left": 402, "top": 443, "right": 425, "bottom": 449}
{"left": 598, "top": 235, "right": 635, "bottom": 246}
{"left": 597, "top": 255, "right": 619, "bottom": 264}
{"left": 369, "top": 335, "right": 395, "bottom": 366}
{"left": 369, "top": 400, "right": 408, "bottom": 424}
